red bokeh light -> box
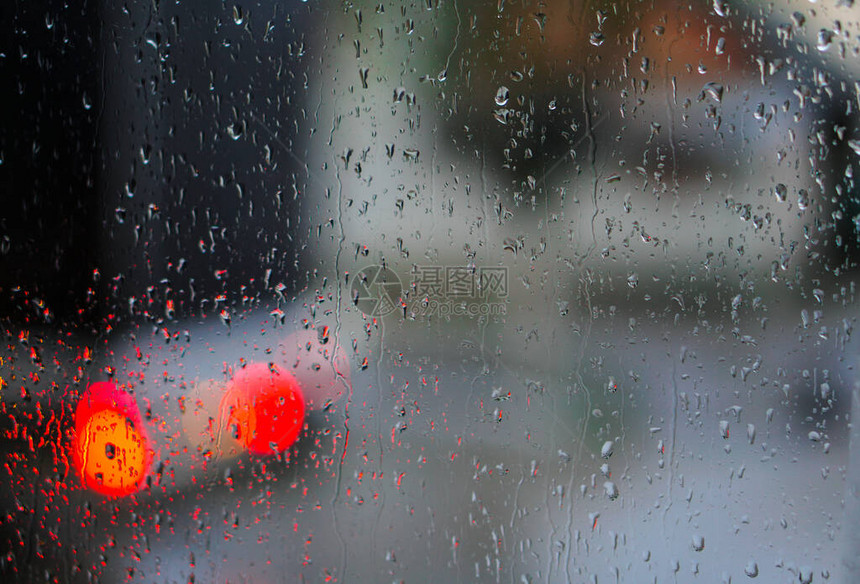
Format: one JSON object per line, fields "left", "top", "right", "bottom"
{"left": 220, "top": 363, "right": 305, "bottom": 456}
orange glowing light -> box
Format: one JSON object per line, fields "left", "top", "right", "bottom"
{"left": 72, "top": 382, "right": 151, "bottom": 497}
{"left": 220, "top": 363, "right": 305, "bottom": 455}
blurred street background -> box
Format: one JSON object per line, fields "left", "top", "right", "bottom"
{"left": 2, "top": 0, "right": 860, "bottom": 582}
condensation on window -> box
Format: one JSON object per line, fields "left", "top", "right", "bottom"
{"left": 2, "top": 1, "right": 860, "bottom": 583}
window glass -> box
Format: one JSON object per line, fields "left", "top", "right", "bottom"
{"left": 3, "top": 1, "right": 860, "bottom": 582}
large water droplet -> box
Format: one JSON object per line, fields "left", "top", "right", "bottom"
{"left": 227, "top": 121, "right": 244, "bottom": 140}
{"left": 816, "top": 29, "right": 833, "bottom": 52}
{"left": 702, "top": 82, "right": 724, "bottom": 103}
{"left": 797, "top": 188, "right": 809, "bottom": 210}
{"left": 232, "top": 5, "right": 244, "bottom": 25}
{"left": 774, "top": 183, "right": 787, "bottom": 202}
{"left": 494, "top": 86, "right": 510, "bottom": 107}
{"left": 603, "top": 481, "right": 618, "bottom": 500}
{"left": 601, "top": 440, "right": 614, "bottom": 459}
{"left": 627, "top": 273, "right": 639, "bottom": 288}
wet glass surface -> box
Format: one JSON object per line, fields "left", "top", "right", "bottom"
{"left": 2, "top": 1, "right": 860, "bottom": 582}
